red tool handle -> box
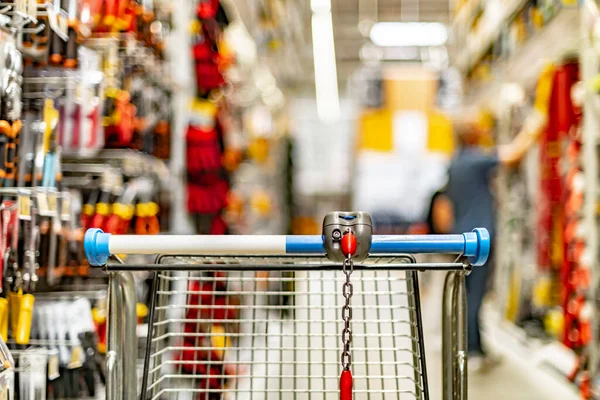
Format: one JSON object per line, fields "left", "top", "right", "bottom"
{"left": 340, "top": 370, "right": 353, "bottom": 400}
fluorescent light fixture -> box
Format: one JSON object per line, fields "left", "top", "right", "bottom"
{"left": 370, "top": 22, "right": 448, "bottom": 47}
{"left": 311, "top": 8, "right": 340, "bottom": 122}
{"left": 311, "top": 0, "right": 331, "bottom": 14}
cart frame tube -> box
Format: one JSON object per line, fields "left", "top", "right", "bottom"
{"left": 442, "top": 271, "right": 468, "bottom": 400}
{"left": 107, "top": 271, "right": 138, "bottom": 400}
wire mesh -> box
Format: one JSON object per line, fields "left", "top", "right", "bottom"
{"left": 142, "top": 255, "right": 428, "bottom": 400}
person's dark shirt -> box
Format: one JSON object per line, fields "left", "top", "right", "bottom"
{"left": 446, "top": 147, "right": 499, "bottom": 238}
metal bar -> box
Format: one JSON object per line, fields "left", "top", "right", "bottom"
{"left": 411, "top": 271, "right": 430, "bottom": 400}
{"left": 294, "top": 271, "right": 301, "bottom": 398}
{"left": 61, "top": 163, "right": 115, "bottom": 174}
{"left": 140, "top": 272, "right": 159, "bottom": 400}
{"left": 442, "top": 271, "right": 456, "bottom": 400}
{"left": 102, "top": 262, "right": 466, "bottom": 272}
{"left": 386, "top": 269, "right": 402, "bottom": 400}
{"left": 0, "top": 187, "right": 64, "bottom": 196}
{"left": 107, "top": 274, "right": 123, "bottom": 400}
{"left": 105, "top": 350, "right": 118, "bottom": 400}
{"left": 453, "top": 272, "right": 468, "bottom": 400}
{"left": 151, "top": 272, "right": 169, "bottom": 399}
{"left": 107, "top": 272, "right": 138, "bottom": 400}
{"left": 360, "top": 269, "right": 373, "bottom": 397}
{"left": 319, "top": 270, "right": 327, "bottom": 399}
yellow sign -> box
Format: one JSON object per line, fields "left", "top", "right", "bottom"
{"left": 427, "top": 111, "right": 454, "bottom": 155}
{"left": 357, "top": 109, "right": 392, "bottom": 152}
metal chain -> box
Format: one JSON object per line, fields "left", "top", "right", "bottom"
{"left": 341, "top": 254, "right": 353, "bottom": 370}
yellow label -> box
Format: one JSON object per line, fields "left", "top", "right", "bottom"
{"left": 47, "top": 193, "right": 58, "bottom": 214}
{"left": 48, "top": 353, "right": 60, "bottom": 380}
{"left": 18, "top": 195, "right": 31, "bottom": 220}
{"left": 68, "top": 346, "right": 83, "bottom": 369}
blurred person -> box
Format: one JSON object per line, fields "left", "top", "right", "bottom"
{"left": 446, "top": 110, "right": 545, "bottom": 371}
{"left": 427, "top": 189, "right": 454, "bottom": 235}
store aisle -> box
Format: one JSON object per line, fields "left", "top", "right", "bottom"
{"left": 420, "top": 272, "right": 578, "bottom": 400}
{"left": 424, "top": 338, "right": 570, "bottom": 400}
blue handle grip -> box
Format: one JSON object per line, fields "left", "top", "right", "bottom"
{"left": 286, "top": 228, "right": 490, "bottom": 266}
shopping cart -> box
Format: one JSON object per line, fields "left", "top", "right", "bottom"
{"left": 84, "top": 212, "right": 490, "bottom": 400}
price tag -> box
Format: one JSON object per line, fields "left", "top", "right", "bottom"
{"left": 15, "top": 0, "right": 27, "bottom": 15}
{"left": 27, "top": 0, "right": 37, "bottom": 20}
{"left": 48, "top": 350, "right": 60, "bottom": 381}
{"left": 35, "top": 192, "right": 50, "bottom": 216}
{"left": 61, "top": 192, "right": 71, "bottom": 221}
{"left": 68, "top": 345, "right": 83, "bottom": 369}
{"left": 101, "top": 170, "right": 113, "bottom": 192}
{"left": 18, "top": 196, "right": 31, "bottom": 221}
{"left": 47, "top": 193, "right": 58, "bottom": 216}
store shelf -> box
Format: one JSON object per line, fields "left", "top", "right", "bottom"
{"left": 483, "top": 308, "right": 580, "bottom": 400}
{"left": 451, "top": 0, "right": 483, "bottom": 36}
{"left": 455, "top": 0, "right": 529, "bottom": 72}
{"left": 463, "top": 7, "right": 579, "bottom": 107}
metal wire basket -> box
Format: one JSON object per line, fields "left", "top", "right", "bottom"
{"left": 85, "top": 219, "right": 489, "bottom": 400}
{"left": 139, "top": 255, "right": 434, "bottom": 400}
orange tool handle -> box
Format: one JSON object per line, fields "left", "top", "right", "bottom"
{"left": 135, "top": 216, "right": 159, "bottom": 235}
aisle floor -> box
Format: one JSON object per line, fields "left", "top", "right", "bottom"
{"left": 424, "top": 334, "right": 569, "bottom": 400}
{"left": 420, "top": 272, "right": 577, "bottom": 400}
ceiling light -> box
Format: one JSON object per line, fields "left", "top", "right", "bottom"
{"left": 369, "top": 22, "right": 448, "bottom": 47}
{"left": 312, "top": 11, "right": 340, "bottom": 122}
{"left": 311, "top": 0, "right": 331, "bottom": 14}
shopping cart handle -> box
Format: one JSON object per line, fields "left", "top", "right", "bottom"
{"left": 84, "top": 228, "right": 491, "bottom": 267}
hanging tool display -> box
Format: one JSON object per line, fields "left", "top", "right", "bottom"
{"left": 0, "top": 2, "right": 173, "bottom": 397}
{"left": 550, "top": 60, "right": 588, "bottom": 352}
